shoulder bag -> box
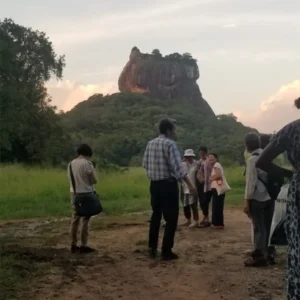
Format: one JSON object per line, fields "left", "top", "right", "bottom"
{"left": 69, "top": 163, "right": 102, "bottom": 217}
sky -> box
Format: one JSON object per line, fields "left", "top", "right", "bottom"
{"left": 2, "top": 0, "right": 300, "bottom": 132}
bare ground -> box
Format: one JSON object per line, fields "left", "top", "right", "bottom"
{"left": 0, "top": 209, "right": 286, "bottom": 300}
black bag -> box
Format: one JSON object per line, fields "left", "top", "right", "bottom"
{"left": 69, "top": 163, "right": 102, "bottom": 217}
{"left": 270, "top": 219, "right": 287, "bottom": 246}
{"left": 251, "top": 153, "right": 284, "bottom": 200}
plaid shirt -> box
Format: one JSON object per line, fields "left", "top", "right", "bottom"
{"left": 142, "top": 135, "right": 186, "bottom": 181}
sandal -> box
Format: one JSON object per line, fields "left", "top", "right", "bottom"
{"left": 198, "top": 221, "right": 211, "bottom": 228}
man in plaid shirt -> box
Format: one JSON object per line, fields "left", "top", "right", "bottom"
{"left": 143, "top": 119, "right": 197, "bottom": 260}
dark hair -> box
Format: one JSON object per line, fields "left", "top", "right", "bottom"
{"left": 77, "top": 144, "right": 93, "bottom": 157}
{"left": 260, "top": 134, "right": 271, "bottom": 149}
{"left": 208, "top": 152, "right": 218, "bottom": 160}
{"left": 198, "top": 146, "right": 208, "bottom": 154}
{"left": 295, "top": 97, "right": 300, "bottom": 109}
{"left": 159, "top": 119, "right": 175, "bottom": 135}
{"left": 244, "top": 132, "right": 261, "bottom": 152}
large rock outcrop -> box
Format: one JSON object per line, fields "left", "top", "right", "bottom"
{"left": 118, "top": 47, "right": 215, "bottom": 116}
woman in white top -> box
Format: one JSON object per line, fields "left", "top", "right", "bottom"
{"left": 209, "top": 153, "right": 230, "bottom": 229}
{"left": 181, "top": 149, "right": 200, "bottom": 228}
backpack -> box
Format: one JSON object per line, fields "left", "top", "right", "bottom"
{"left": 251, "top": 153, "right": 284, "bottom": 200}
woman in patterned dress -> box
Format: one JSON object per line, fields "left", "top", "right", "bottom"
{"left": 256, "top": 98, "right": 300, "bottom": 300}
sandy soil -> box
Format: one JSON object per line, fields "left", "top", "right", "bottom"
{"left": 0, "top": 209, "right": 286, "bottom": 300}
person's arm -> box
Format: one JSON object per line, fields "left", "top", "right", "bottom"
{"left": 245, "top": 158, "right": 257, "bottom": 200}
{"left": 256, "top": 124, "right": 294, "bottom": 179}
{"left": 169, "top": 144, "right": 197, "bottom": 196}
{"left": 243, "top": 158, "right": 257, "bottom": 217}
{"left": 142, "top": 143, "right": 149, "bottom": 170}
{"left": 209, "top": 163, "right": 222, "bottom": 181}
{"left": 85, "top": 161, "right": 97, "bottom": 184}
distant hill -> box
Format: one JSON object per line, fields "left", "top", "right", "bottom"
{"left": 61, "top": 92, "right": 257, "bottom": 166}
{"left": 118, "top": 47, "right": 215, "bottom": 116}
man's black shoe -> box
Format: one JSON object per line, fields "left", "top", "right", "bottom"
{"left": 71, "top": 245, "right": 80, "bottom": 253}
{"left": 161, "top": 251, "right": 179, "bottom": 261}
{"left": 79, "top": 246, "right": 96, "bottom": 254}
{"left": 148, "top": 248, "right": 157, "bottom": 258}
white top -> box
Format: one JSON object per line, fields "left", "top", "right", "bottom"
{"left": 181, "top": 160, "right": 198, "bottom": 194}
{"left": 211, "top": 162, "right": 230, "bottom": 189}
{"left": 245, "top": 148, "right": 271, "bottom": 201}
{"left": 67, "top": 158, "right": 97, "bottom": 193}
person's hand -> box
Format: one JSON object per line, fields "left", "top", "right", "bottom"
{"left": 243, "top": 202, "right": 250, "bottom": 218}
{"left": 189, "top": 185, "right": 198, "bottom": 197}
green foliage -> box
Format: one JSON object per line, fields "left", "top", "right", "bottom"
{"left": 0, "top": 164, "right": 245, "bottom": 220}
{"left": 0, "top": 18, "right": 68, "bottom": 164}
{"left": 151, "top": 49, "right": 162, "bottom": 58}
{"left": 61, "top": 92, "right": 256, "bottom": 166}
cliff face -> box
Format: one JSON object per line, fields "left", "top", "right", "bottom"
{"left": 118, "top": 47, "right": 215, "bottom": 116}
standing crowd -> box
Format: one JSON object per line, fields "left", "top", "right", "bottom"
{"left": 67, "top": 97, "right": 300, "bottom": 300}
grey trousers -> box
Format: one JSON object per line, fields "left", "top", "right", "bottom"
{"left": 249, "top": 199, "right": 275, "bottom": 257}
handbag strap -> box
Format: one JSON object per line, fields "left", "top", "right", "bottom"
{"left": 69, "top": 162, "right": 76, "bottom": 195}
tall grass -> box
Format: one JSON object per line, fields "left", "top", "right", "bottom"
{"left": 0, "top": 165, "right": 245, "bottom": 220}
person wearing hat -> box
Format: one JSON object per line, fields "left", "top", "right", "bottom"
{"left": 181, "top": 149, "right": 200, "bottom": 228}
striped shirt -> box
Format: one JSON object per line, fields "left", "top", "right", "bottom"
{"left": 142, "top": 135, "right": 186, "bottom": 181}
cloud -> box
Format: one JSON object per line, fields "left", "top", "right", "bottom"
{"left": 236, "top": 80, "right": 300, "bottom": 133}
{"left": 223, "top": 23, "right": 237, "bottom": 28}
{"left": 47, "top": 80, "right": 118, "bottom": 112}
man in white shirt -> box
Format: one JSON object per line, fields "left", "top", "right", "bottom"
{"left": 67, "top": 144, "right": 97, "bottom": 254}
{"left": 243, "top": 133, "right": 274, "bottom": 267}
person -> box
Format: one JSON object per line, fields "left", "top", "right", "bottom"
{"left": 143, "top": 119, "right": 197, "bottom": 260}
{"left": 208, "top": 153, "right": 229, "bottom": 229}
{"left": 181, "top": 149, "right": 199, "bottom": 228}
{"left": 67, "top": 144, "right": 97, "bottom": 254}
{"left": 256, "top": 98, "right": 299, "bottom": 300}
{"left": 243, "top": 133, "right": 274, "bottom": 266}
{"left": 196, "top": 146, "right": 211, "bottom": 227}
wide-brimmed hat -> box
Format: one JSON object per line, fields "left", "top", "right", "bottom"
{"left": 184, "top": 149, "right": 195, "bottom": 157}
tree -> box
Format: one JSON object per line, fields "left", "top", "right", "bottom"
{"left": 151, "top": 49, "right": 162, "bottom": 58}
{"left": 0, "top": 18, "right": 67, "bottom": 163}
{"left": 165, "top": 52, "right": 182, "bottom": 60}
{"left": 182, "top": 52, "right": 193, "bottom": 59}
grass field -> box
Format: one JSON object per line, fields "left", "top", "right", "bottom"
{"left": 0, "top": 164, "right": 245, "bottom": 220}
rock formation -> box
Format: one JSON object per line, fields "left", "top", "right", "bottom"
{"left": 118, "top": 47, "right": 215, "bottom": 116}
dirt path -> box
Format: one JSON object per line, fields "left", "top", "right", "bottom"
{"left": 0, "top": 209, "right": 286, "bottom": 300}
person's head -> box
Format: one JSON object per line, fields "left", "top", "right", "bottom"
{"left": 183, "top": 149, "right": 195, "bottom": 163}
{"left": 198, "top": 146, "right": 208, "bottom": 159}
{"left": 260, "top": 134, "right": 271, "bottom": 149}
{"left": 244, "top": 132, "right": 261, "bottom": 153}
{"left": 159, "top": 119, "right": 176, "bottom": 140}
{"left": 294, "top": 97, "right": 300, "bottom": 109}
{"left": 77, "top": 144, "right": 93, "bottom": 158}
{"left": 208, "top": 153, "right": 218, "bottom": 165}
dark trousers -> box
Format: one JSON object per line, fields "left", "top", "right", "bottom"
{"left": 183, "top": 202, "right": 198, "bottom": 220}
{"left": 197, "top": 182, "right": 206, "bottom": 216}
{"left": 149, "top": 180, "right": 179, "bottom": 253}
{"left": 249, "top": 199, "right": 275, "bottom": 257}
{"left": 211, "top": 189, "right": 225, "bottom": 226}
{"left": 203, "top": 190, "right": 213, "bottom": 217}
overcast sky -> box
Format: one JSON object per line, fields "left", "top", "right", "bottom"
{"left": 2, "top": 0, "right": 300, "bottom": 132}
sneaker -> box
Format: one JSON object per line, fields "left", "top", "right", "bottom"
{"left": 189, "top": 221, "right": 198, "bottom": 228}
{"left": 161, "top": 251, "right": 179, "bottom": 261}
{"left": 181, "top": 220, "right": 191, "bottom": 226}
{"left": 71, "top": 245, "right": 80, "bottom": 253}
{"left": 79, "top": 246, "right": 96, "bottom": 254}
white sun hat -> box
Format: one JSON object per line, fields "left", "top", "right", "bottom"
{"left": 184, "top": 149, "right": 195, "bottom": 157}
